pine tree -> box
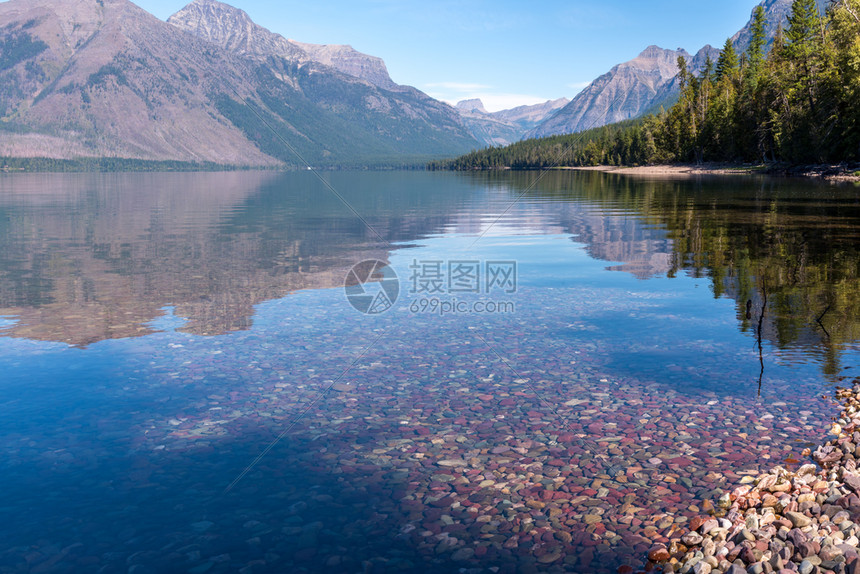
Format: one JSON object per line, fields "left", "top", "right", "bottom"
{"left": 744, "top": 6, "right": 768, "bottom": 92}
{"left": 677, "top": 56, "right": 689, "bottom": 91}
{"left": 781, "top": 0, "right": 826, "bottom": 159}
{"left": 704, "top": 55, "right": 715, "bottom": 82}
{"left": 715, "top": 39, "right": 740, "bottom": 82}
{"left": 829, "top": 0, "right": 860, "bottom": 159}
{"left": 785, "top": 0, "right": 822, "bottom": 52}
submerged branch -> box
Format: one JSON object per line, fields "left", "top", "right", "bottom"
{"left": 816, "top": 303, "right": 832, "bottom": 338}
{"left": 757, "top": 286, "right": 768, "bottom": 397}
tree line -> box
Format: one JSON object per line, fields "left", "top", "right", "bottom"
{"left": 431, "top": 0, "right": 860, "bottom": 170}
{"left": 0, "top": 157, "right": 233, "bottom": 172}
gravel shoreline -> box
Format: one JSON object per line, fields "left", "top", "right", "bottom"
{"left": 569, "top": 164, "right": 860, "bottom": 183}
{"left": 644, "top": 381, "right": 860, "bottom": 574}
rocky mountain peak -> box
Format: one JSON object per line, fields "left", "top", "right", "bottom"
{"left": 628, "top": 45, "right": 690, "bottom": 80}
{"left": 287, "top": 40, "right": 398, "bottom": 90}
{"left": 169, "top": 1, "right": 398, "bottom": 90}
{"left": 456, "top": 99, "right": 488, "bottom": 114}
{"left": 637, "top": 45, "right": 675, "bottom": 59}
{"left": 691, "top": 45, "right": 720, "bottom": 70}
{"left": 0, "top": 0, "right": 143, "bottom": 49}
{"left": 168, "top": 0, "right": 305, "bottom": 61}
{"left": 526, "top": 45, "right": 692, "bottom": 139}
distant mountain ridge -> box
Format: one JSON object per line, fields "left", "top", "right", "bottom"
{"left": 495, "top": 98, "right": 570, "bottom": 128}
{"left": 455, "top": 97, "right": 569, "bottom": 146}
{"left": 0, "top": 0, "right": 478, "bottom": 166}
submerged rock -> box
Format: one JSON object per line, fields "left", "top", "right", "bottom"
{"left": 651, "top": 381, "right": 860, "bottom": 574}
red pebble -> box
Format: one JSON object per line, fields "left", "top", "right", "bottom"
{"left": 647, "top": 545, "right": 670, "bottom": 562}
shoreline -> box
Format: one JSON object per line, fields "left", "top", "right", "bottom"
{"left": 567, "top": 164, "right": 860, "bottom": 183}
{"left": 644, "top": 379, "right": 860, "bottom": 574}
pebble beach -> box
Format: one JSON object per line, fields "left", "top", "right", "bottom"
{"left": 645, "top": 380, "right": 860, "bottom": 574}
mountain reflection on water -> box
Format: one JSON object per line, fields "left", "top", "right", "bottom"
{"left": 0, "top": 172, "right": 458, "bottom": 344}
{"left": 1, "top": 170, "right": 857, "bottom": 376}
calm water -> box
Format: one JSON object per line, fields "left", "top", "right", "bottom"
{"left": 0, "top": 171, "right": 858, "bottom": 573}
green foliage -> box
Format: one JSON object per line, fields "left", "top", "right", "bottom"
{"left": 715, "top": 39, "right": 740, "bottom": 82}
{"left": 0, "top": 120, "right": 28, "bottom": 133}
{"left": 829, "top": 0, "right": 860, "bottom": 158}
{"left": 786, "top": 0, "right": 823, "bottom": 49}
{"left": 745, "top": 6, "right": 768, "bottom": 91}
{"left": 213, "top": 93, "right": 301, "bottom": 168}
{"left": 0, "top": 30, "right": 47, "bottom": 72}
{"left": 0, "top": 31, "right": 48, "bottom": 117}
{"left": 437, "top": 0, "right": 860, "bottom": 170}
{"left": 86, "top": 65, "right": 129, "bottom": 89}
{"left": 428, "top": 118, "right": 665, "bottom": 170}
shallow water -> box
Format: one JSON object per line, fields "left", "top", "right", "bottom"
{"left": 0, "top": 170, "right": 858, "bottom": 573}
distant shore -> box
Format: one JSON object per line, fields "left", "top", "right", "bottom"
{"left": 568, "top": 163, "right": 860, "bottom": 183}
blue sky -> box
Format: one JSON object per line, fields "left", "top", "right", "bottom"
{"left": 136, "top": 0, "right": 756, "bottom": 111}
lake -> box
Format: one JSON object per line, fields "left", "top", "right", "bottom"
{"left": 0, "top": 170, "right": 858, "bottom": 573}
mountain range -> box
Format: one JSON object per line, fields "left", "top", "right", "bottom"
{"left": 454, "top": 97, "right": 570, "bottom": 146}
{"left": 0, "top": 0, "right": 834, "bottom": 165}
{"left": 0, "top": 0, "right": 477, "bottom": 167}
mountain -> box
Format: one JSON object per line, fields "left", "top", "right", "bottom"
{"left": 456, "top": 99, "right": 488, "bottom": 114}
{"left": 528, "top": 0, "right": 825, "bottom": 139}
{"left": 455, "top": 111, "right": 521, "bottom": 148}
{"left": 167, "top": 0, "right": 400, "bottom": 91}
{"left": 454, "top": 97, "right": 570, "bottom": 147}
{"left": 166, "top": 0, "right": 478, "bottom": 165}
{"left": 0, "top": 0, "right": 477, "bottom": 166}
{"left": 287, "top": 41, "right": 399, "bottom": 91}
{"left": 732, "top": 0, "right": 829, "bottom": 52}
{"left": 528, "top": 46, "right": 716, "bottom": 139}
{"left": 0, "top": 0, "right": 277, "bottom": 165}
{"left": 494, "top": 98, "right": 569, "bottom": 131}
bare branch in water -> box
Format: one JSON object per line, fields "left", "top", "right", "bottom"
{"left": 816, "top": 303, "right": 832, "bottom": 339}
{"left": 757, "top": 285, "right": 767, "bottom": 397}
